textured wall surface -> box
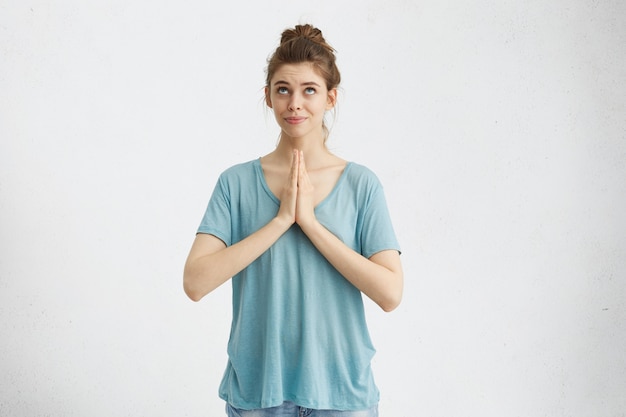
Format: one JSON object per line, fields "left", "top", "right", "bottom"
{"left": 1, "top": 1, "right": 625, "bottom": 416}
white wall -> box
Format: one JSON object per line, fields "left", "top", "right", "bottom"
{"left": 1, "top": 1, "right": 625, "bottom": 416}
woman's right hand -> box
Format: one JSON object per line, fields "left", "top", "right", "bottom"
{"left": 276, "top": 149, "right": 298, "bottom": 226}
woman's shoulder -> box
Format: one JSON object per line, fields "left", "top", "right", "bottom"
{"left": 213, "top": 159, "right": 262, "bottom": 191}
{"left": 219, "top": 159, "right": 260, "bottom": 178}
{"left": 343, "top": 161, "right": 382, "bottom": 185}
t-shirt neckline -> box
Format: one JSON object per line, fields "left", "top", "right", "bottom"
{"left": 253, "top": 158, "right": 352, "bottom": 209}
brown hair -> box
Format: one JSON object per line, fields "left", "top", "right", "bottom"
{"left": 265, "top": 24, "right": 341, "bottom": 90}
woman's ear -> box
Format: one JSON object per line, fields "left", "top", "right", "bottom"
{"left": 326, "top": 88, "right": 337, "bottom": 110}
{"left": 264, "top": 86, "right": 272, "bottom": 108}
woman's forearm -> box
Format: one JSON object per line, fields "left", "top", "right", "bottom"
{"left": 300, "top": 220, "right": 403, "bottom": 312}
{"left": 184, "top": 217, "right": 292, "bottom": 301}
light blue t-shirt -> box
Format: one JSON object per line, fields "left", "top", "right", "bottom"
{"left": 197, "top": 158, "right": 400, "bottom": 411}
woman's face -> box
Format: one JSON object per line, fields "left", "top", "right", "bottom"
{"left": 265, "top": 62, "right": 337, "bottom": 141}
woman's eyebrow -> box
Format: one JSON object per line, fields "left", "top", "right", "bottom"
{"left": 274, "top": 80, "right": 322, "bottom": 87}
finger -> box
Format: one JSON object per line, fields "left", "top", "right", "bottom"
{"left": 298, "top": 150, "right": 305, "bottom": 180}
{"left": 290, "top": 149, "right": 299, "bottom": 186}
{"left": 298, "top": 151, "right": 311, "bottom": 186}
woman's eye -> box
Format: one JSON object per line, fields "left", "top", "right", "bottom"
{"left": 277, "top": 87, "right": 289, "bottom": 95}
{"left": 305, "top": 87, "right": 316, "bottom": 95}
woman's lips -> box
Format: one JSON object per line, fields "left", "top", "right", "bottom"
{"left": 285, "top": 117, "right": 306, "bottom": 124}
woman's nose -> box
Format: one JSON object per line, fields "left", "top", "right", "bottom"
{"left": 288, "top": 95, "right": 302, "bottom": 111}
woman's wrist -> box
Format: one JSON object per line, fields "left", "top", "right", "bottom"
{"left": 272, "top": 215, "right": 294, "bottom": 233}
{"left": 297, "top": 217, "right": 322, "bottom": 236}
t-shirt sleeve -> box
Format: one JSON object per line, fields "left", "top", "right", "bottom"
{"left": 360, "top": 183, "right": 401, "bottom": 259}
{"left": 196, "top": 175, "right": 232, "bottom": 247}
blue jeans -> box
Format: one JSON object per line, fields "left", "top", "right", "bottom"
{"left": 225, "top": 401, "right": 379, "bottom": 417}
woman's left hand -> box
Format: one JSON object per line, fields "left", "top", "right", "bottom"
{"left": 295, "top": 150, "right": 317, "bottom": 229}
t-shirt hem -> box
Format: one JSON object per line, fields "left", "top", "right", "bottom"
{"left": 364, "top": 246, "right": 402, "bottom": 259}
{"left": 220, "top": 393, "right": 380, "bottom": 412}
{"left": 196, "top": 229, "right": 230, "bottom": 247}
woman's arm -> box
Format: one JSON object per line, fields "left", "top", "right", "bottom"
{"left": 183, "top": 217, "right": 292, "bottom": 301}
{"left": 300, "top": 221, "right": 403, "bottom": 312}
{"left": 184, "top": 151, "right": 300, "bottom": 301}
{"left": 296, "top": 152, "right": 403, "bottom": 312}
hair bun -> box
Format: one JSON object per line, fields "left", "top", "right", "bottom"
{"left": 280, "top": 24, "right": 334, "bottom": 54}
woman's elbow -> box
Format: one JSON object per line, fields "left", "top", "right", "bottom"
{"left": 183, "top": 269, "right": 205, "bottom": 302}
{"left": 183, "top": 280, "right": 202, "bottom": 302}
{"left": 379, "top": 292, "right": 402, "bottom": 312}
{"left": 184, "top": 285, "right": 203, "bottom": 302}
{"left": 183, "top": 265, "right": 225, "bottom": 301}
{"left": 379, "top": 274, "right": 403, "bottom": 312}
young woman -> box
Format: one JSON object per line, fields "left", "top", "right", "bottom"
{"left": 184, "top": 24, "right": 403, "bottom": 417}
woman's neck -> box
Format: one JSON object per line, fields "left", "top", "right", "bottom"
{"left": 271, "top": 133, "right": 333, "bottom": 168}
